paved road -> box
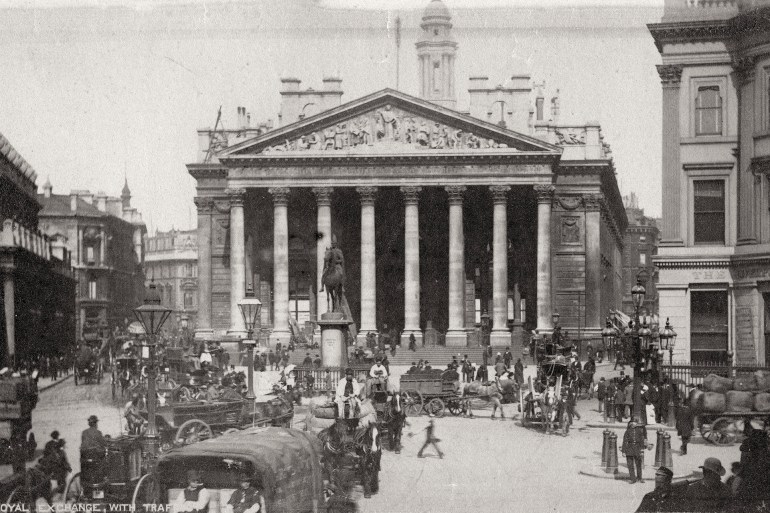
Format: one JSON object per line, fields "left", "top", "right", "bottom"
{"left": 16, "top": 365, "right": 745, "bottom": 513}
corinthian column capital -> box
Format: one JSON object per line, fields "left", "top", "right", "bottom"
{"left": 356, "top": 186, "right": 378, "bottom": 205}
{"left": 489, "top": 185, "right": 511, "bottom": 203}
{"left": 656, "top": 64, "right": 683, "bottom": 87}
{"left": 400, "top": 186, "right": 422, "bottom": 205}
{"left": 312, "top": 187, "right": 333, "bottom": 206}
{"left": 225, "top": 188, "right": 246, "bottom": 207}
{"left": 445, "top": 185, "right": 466, "bottom": 204}
{"left": 193, "top": 196, "right": 214, "bottom": 214}
{"left": 269, "top": 187, "right": 291, "bottom": 206}
{"left": 533, "top": 184, "right": 555, "bottom": 203}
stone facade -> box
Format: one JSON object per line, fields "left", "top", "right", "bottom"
{"left": 144, "top": 229, "right": 198, "bottom": 334}
{"left": 622, "top": 193, "right": 660, "bottom": 319}
{"left": 649, "top": 0, "right": 770, "bottom": 365}
{"left": 0, "top": 132, "right": 76, "bottom": 365}
{"left": 189, "top": 0, "right": 628, "bottom": 353}
{"left": 38, "top": 180, "right": 146, "bottom": 340}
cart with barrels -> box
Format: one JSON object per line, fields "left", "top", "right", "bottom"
{"left": 399, "top": 371, "right": 464, "bottom": 418}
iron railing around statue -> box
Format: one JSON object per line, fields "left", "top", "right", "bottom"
{"left": 293, "top": 364, "right": 371, "bottom": 394}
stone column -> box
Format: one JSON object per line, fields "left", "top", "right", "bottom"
{"left": 734, "top": 57, "right": 757, "bottom": 245}
{"left": 400, "top": 186, "right": 422, "bottom": 345}
{"left": 193, "top": 197, "right": 214, "bottom": 339}
{"left": 357, "top": 187, "right": 378, "bottom": 343}
{"left": 269, "top": 187, "right": 291, "bottom": 347}
{"left": 1, "top": 265, "right": 15, "bottom": 366}
{"left": 445, "top": 185, "right": 467, "bottom": 347}
{"left": 312, "top": 187, "right": 333, "bottom": 326}
{"left": 534, "top": 185, "right": 555, "bottom": 332}
{"left": 584, "top": 194, "right": 603, "bottom": 333}
{"left": 227, "top": 188, "right": 247, "bottom": 336}
{"left": 656, "top": 64, "right": 684, "bottom": 246}
{"left": 490, "top": 185, "right": 511, "bottom": 346}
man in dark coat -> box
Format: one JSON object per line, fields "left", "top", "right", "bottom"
{"left": 302, "top": 353, "right": 313, "bottom": 366}
{"left": 583, "top": 357, "right": 596, "bottom": 399}
{"left": 597, "top": 377, "right": 607, "bottom": 413}
{"left": 503, "top": 349, "right": 513, "bottom": 369}
{"left": 684, "top": 457, "right": 730, "bottom": 512}
{"left": 635, "top": 466, "right": 686, "bottom": 512}
{"left": 80, "top": 415, "right": 107, "bottom": 483}
{"left": 513, "top": 358, "right": 524, "bottom": 387}
{"left": 657, "top": 379, "right": 672, "bottom": 424}
{"left": 622, "top": 419, "right": 649, "bottom": 483}
{"left": 676, "top": 399, "right": 695, "bottom": 455}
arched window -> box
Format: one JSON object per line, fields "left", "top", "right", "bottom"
{"left": 695, "top": 86, "right": 722, "bottom": 136}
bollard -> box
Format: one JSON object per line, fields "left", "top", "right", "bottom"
{"left": 667, "top": 402, "right": 677, "bottom": 427}
{"left": 663, "top": 432, "right": 673, "bottom": 469}
{"left": 601, "top": 429, "right": 611, "bottom": 467}
{"left": 607, "top": 398, "right": 616, "bottom": 422}
{"left": 607, "top": 432, "right": 619, "bottom": 473}
{"left": 654, "top": 429, "right": 665, "bottom": 467}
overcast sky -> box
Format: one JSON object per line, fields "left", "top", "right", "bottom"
{"left": 0, "top": 0, "right": 665, "bottom": 232}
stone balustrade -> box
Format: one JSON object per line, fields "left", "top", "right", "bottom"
{"left": 1, "top": 219, "right": 53, "bottom": 260}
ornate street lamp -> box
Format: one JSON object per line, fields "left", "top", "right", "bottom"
{"left": 237, "top": 291, "right": 262, "bottom": 401}
{"left": 659, "top": 318, "right": 677, "bottom": 367}
{"left": 133, "top": 282, "right": 171, "bottom": 448}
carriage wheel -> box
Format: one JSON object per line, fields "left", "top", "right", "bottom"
{"left": 64, "top": 472, "right": 83, "bottom": 504}
{"left": 446, "top": 399, "right": 462, "bottom": 416}
{"left": 175, "top": 419, "right": 214, "bottom": 446}
{"left": 402, "top": 390, "right": 423, "bottom": 417}
{"left": 426, "top": 398, "right": 446, "bottom": 418}
{"left": 702, "top": 417, "right": 739, "bottom": 445}
{"left": 132, "top": 473, "right": 160, "bottom": 511}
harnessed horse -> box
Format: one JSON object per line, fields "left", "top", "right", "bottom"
{"left": 319, "top": 419, "right": 381, "bottom": 498}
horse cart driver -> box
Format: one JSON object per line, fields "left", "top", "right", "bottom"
{"left": 335, "top": 367, "right": 362, "bottom": 421}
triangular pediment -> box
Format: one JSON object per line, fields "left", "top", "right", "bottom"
{"left": 220, "top": 89, "right": 560, "bottom": 159}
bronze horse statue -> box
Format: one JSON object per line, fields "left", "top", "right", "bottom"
{"left": 321, "top": 245, "right": 345, "bottom": 313}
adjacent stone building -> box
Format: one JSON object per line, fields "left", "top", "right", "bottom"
{"left": 649, "top": 0, "right": 770, "bottom": 365}
{"left": 38, "top": 180, "right": 146, "bottom": 340}
{"left": 190, "top": 0, "right": 628, "bottom": 354}
{"left": 144, "top": 228, "right": 198, "bottom": 334}
{"left": 621, "top": 193, "right": 660, "bottom": 318}
{"left": 0, "top": 132, "right": 76, "bottom": 365}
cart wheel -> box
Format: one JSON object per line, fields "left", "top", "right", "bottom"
{"left": 175, "top": 419, "right": 214, "bottom": 445}
{"left": 64, "top": 472, "right": 83, "bottom": 504}
{"left": 703, "top": 417, "right": 739, "bottom": 445}
{"left": 223, "top": 428, "right": 240, "bottom": 435}
{"left": 132, "top": 473, "right": 160, "bottom": 511}
{"left": 446, "top": 399, "right": 462, "bottom": 416}
{"left": 401, "top": 390, "right": 423, "bottom": 417}
{"left": 426, "top": 398, "right": 446, "bottom": 418}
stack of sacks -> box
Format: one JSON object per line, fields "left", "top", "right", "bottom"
{"left": 697, "top": 373, "right": 770, "bottom": 413}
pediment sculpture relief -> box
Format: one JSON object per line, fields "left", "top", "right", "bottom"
{"left": 261, "top": 105, "right": 510, "bottom": 154}
{"left": 554, "top": 128, "right": 586, "bottom": 146}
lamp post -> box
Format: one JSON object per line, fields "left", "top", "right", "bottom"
{"left": 659, "top": 318, "right": 677, "bottom": 368}
{"left": 133, "top": 282, "right": 171, "bottom": 450}
{"left": 601, "top": 317, "right": 618, "bottom": 363}
{"left": 237, "top": 292, "right": 262, "bottom": 401}
{"left": 624, "top": 278, "right": 647, "bottom": 421}
{"left": 551, "top": 311, "right": 562, "bottom": 353}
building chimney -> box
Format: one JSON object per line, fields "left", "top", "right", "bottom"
{"left": 96, "top": 192, "right": 107, "bottom": 212}
{"left": 535, "top": 81, "right": 545, "bottom": 121}
{"left": 81, "top": 192, "right": 94, "bottom": 205}
{"left": 246, "top": 113, "right": 251, "bottom": 127}
{"left": 279, "top": 77, "right": 302, "bottom": 126}
{"left": 42, "top": 177, "right": 52, "bottom": 198}
{"left": 322, "top": 76, "right": 343, "bottom": 92}
{"left": 70, "top": 192, "right": 78, "bottom": 212}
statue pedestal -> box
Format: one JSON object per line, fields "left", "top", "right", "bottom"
{"left": 319, "top": 312, "right": 351, "bottom": 368}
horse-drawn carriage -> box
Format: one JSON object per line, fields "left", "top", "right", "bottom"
{"left": 74, "top": 346, "right": 102, "bottom": 386}
{"left": 112, "top": 354, "right": 140, "bottom": 400}
{"left": 519, "top": 356, "right": 570, "bottom": 432}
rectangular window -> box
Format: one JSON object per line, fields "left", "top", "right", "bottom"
{"left": 691, "top": 291, "right": 728, "bottom": 364}
{"left": 88, "top": 279, "right": 97, "bottom": 299}
{"left": 693, "top": 180, "right": 725, "bottom": 245}
{"left": 695, "top": 86, "right": 722, "bottom": 136}
{"left": 184, "top": 292, "right": 193, "bottom": 309}
{"left": 86, "top": 246, "right": 95, "bottom": 265}
{"left": 185, "top": 263, "right": 193, "bottom": 277}
{"left": 639, "top": 253, "right": 647, "bottom": 266}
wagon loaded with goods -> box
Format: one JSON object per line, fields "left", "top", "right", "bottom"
{"left": 0, "top": 376, "right": 38, "bottom": 465}
{"left": 399, "top": 371, "right": 464, "bottom": 417}
{"left": 690, "top": 370, "right": 770, "bottom": 445}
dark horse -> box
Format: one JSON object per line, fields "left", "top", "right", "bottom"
{"left": 318, "top": 419, "right": 381, "bottom": 498}
{"left": 322, "top": 245, "right": 345, "bottom": 313}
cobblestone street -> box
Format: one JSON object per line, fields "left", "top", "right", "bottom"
{"left": 3, "top": 364, "right": 741, "bottom": 513}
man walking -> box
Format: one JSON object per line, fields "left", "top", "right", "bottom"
{"left": 513, "top": 358, "right": 524, "bottom": 388}
{"left": 676, "top": 396, "right": 695, "bottom": 455}
{"left": 417, "top": 419, "right": 444, "bottom": 459}
{"left": 597, "top": 377, "right": 607, "bottom": 413}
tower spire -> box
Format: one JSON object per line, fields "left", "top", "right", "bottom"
{"left": 416, "top": 0, "right": 457, "bottom": 110}
{"left": 121, "top": 176, "right": 131, "bottom": 209}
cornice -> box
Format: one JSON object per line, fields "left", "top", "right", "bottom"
{"left": 647, "top": 20, "right": 731, "bottom": 53}
{"left": 656, "top": 259, "right": 730, "bottom": 270}
{"left": 187, "top": 164, "right": 228, "bottom": 180}
{"left": 221, "top": 152, "right": 560, "bottom": 168}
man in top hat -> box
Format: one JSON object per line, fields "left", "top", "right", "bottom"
{"left": 684, "top": 457, "right": 730, "bottom": 511}
{"left": 225, "top": 471, "right": 265, "bottom": 513}
{"left": 635, "top": 466, "right": 682, "bottom": 512}
{"left": 174, "top": 470, "right": 211, "bottom": 513}
{"left": 80, "top": 415, "right": 107, "bottom": 483}
{"left": 302, "top": 353, "right": 313, "bottom": 366}
{"left": 335, "top": 368, "right": 362, "bottom": 419}
{"left": 369, "top": 355, "right": 388, "bottom": 378}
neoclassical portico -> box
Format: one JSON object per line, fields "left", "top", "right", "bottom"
{"left": 190, "top": 89, "right": 627, "bottom": 350}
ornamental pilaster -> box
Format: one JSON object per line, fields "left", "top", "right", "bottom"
{"left": 656, "top": 64, "right": 683, "bottom": 88}
{"left": 193, "top": 197, "right": 214, "bottom": 214}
